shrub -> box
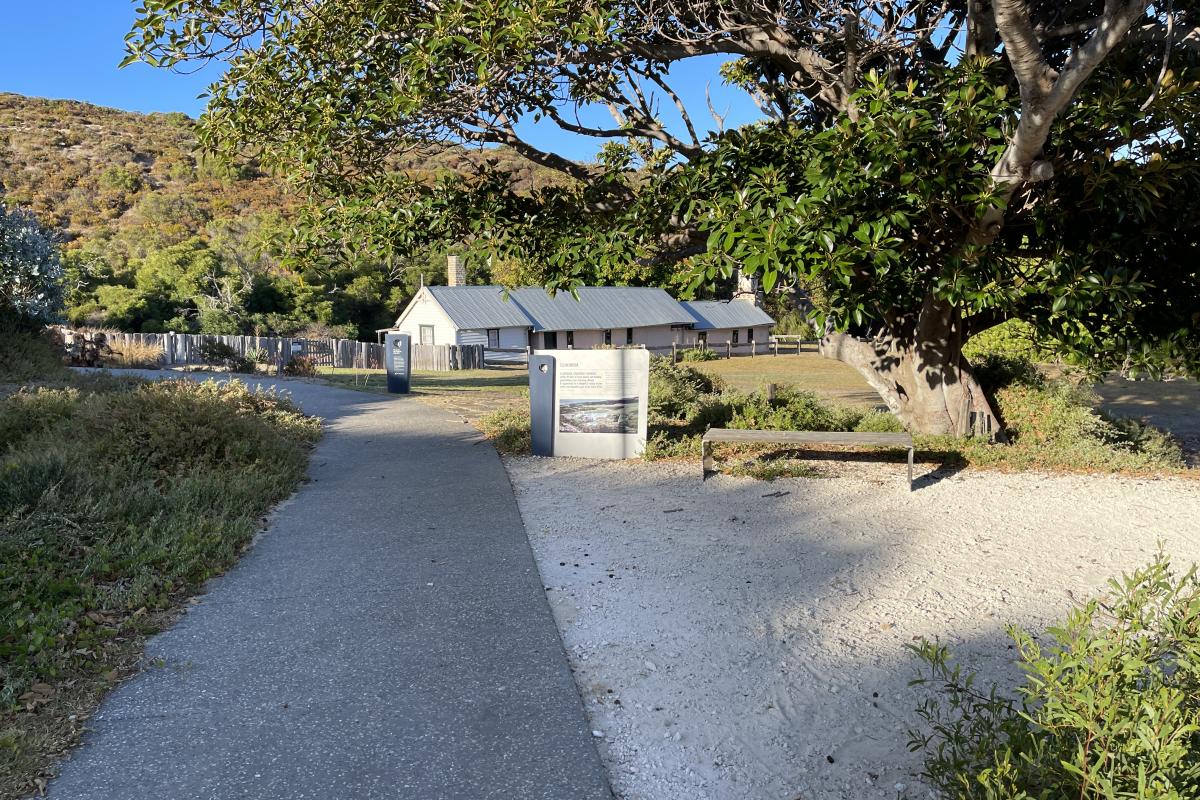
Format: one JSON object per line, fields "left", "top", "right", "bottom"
{"left": 679, "top": 347, "right": 719, "bottom": 362}
{"left": 0, "top": 323, "right": 68, "bottom": 384}
{"left": 196, "top": 339, "right": 238, "bottom": 365}
{"left": 728, "top": 386, "right": 864, "bottom": 432}
{"left": 642, "top": 431, "right": 701, "bottom": 460}
{"left": 648, "top": 358, "right": 723, "bottom": 421}
{"left": 282, "top": 355, "right": 318, "bottom": 377}
{"left": 853, "top": 409, "right": 905, "bottom": 432}
{"left": 0, "top": 206, "right": 63, "bottom": 321}
{"left": 478, "top": 406, "right": 531, "bottom": 454}
{"left": 195, "top": 340, "right": 255, "bottom": 373}
{"left": 909, "top": 554, "right": 1200, "bottom": 799}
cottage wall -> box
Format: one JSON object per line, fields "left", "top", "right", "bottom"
{"left": 393, "top": 288, "right": 458, "bottom": 346}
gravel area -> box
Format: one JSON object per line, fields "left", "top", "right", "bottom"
{"left": 507, "top": 456, "right": 1200, "bottom": 800}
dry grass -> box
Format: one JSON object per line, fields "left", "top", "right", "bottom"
{"left": 101, "top": 339, "right": 163, "bottom": 369}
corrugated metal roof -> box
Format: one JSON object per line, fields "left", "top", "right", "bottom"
{"left": 680, "top": 300, "right": 776, "bottom": 330}
{"left": 425, "top": 285, "right": 535, "bottom": 330}
{"left": 508, "top": 287, "right": 696, "bottom": 332}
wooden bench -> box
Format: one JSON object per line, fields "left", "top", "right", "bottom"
{"left": 701, "top": 428, "right": 916, "bottom": 489}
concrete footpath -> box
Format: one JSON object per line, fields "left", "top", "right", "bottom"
{"left": 49, "top": 374, "right": 612, "bottom": 800}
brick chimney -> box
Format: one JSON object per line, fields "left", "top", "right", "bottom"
{"left": 734, "top": 269, "right": 762, "bottom": 306}
{"left": 447, "top": 254, "right": 466, "bottom": 287}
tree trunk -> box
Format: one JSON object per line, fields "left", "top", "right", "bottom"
{"left": 819, "top": 299, "right": 1003, "bottom": 438}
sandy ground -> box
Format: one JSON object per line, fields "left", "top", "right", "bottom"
{"left": 506, "top": 457, "right": 1200, "bottom": 800}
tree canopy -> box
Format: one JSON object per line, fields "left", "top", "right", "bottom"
{"left": 127, "top": 1, "right": 1200, "bottom": 434}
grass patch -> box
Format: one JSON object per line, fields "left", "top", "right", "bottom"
{"left": 693, "top": 351, "right": 879, "bottom": 406}
{"left": 0, "top": 330, "right": 320, "bottom": 795}
{"left": 478, "top": 406, "right": 532, "bottom": 454}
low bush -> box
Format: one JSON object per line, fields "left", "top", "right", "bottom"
{"left": 648, "top": 357, "right": 723, "bottom": 421}
{"left": 478, "top": 405, "right": 531, "bottom": 454}
{"left": 194, "top": 339, "right": 256, "bottom": 373}
{"left": 0, "top": 322, "right": 67, "bottom": 385}
{"left": 282, "top": 355, "right": 318, "bottom": 377}
{"left": 679, "top": 347, "right": 720, "bottom": 362}
{"left": 0, "top": 377, "right": 319, "bottom": 792}
{"left": 961, "top": 380, "right": 1187, "bottom": 471}
{"left": 909, "top": 554, "right": 1200, "bottom": 799}
{"left": 853, "top": 409, "right": 905, "bottom": 433}
{"left": 728, "top": 386, "right": 864, "bottom": 433}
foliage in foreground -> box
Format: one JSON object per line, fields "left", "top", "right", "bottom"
{"left": 0, "top": 371, "right": 319, "bottom": 792}
{"left": 909, "top": 554, "right": 1200, "bottom": 799}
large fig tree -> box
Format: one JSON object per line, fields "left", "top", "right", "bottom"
{"left": 127, "top": 1, "right": 1200, "bottom": 435}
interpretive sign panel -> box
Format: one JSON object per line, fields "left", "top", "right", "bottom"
{"left": 384, "top": 332, "right": 411, "bottom": 394}
{"left": 529, "top": 348, "right": 649, "bottom": 459}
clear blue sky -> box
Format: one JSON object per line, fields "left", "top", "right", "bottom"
{"left": 0, "top": 2, "right": 762, "bottom": 161}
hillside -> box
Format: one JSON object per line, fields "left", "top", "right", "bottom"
{"left": 0, "top": 93, "right": 287, "bottom": 240}
{"left": 0, "top": 93, "right": 563, "bottom": 339}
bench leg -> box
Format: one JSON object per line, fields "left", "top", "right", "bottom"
{"left": 701, "top": 439, "right": 713, "bottom": 477}
{"left": 907, "top": 446, "right": 914, "bottom": 491}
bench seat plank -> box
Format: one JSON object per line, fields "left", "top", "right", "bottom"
{"left": 703, "top": 429, "right": 911, "bottom": 447}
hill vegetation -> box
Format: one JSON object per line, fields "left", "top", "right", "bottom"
{"left": 0, "top": 93, "right": 562, "bottom": 339}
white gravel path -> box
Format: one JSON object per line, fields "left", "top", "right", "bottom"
{"left": 506, "top": 457, "right": 1200, "bottom": 800}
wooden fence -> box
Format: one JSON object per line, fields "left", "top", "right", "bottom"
{"left": 101, "top": 331, "right": 386, "bottom": 370}
{"left": 411, "top": 343, "right": 485, "bottom": 371}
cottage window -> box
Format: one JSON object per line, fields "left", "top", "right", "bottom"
{"left": 626, "top": 327, "right": 634, "bottom": 345}
{"left": 487, "top": 329, "right": 500, "bottom": 348}
{"left": 419, "top": 325, "right": 435, "bottom": 345}
{"left": 544, "top": 331, "right": 558, "bottom": 349}
{"left": 732, "top": 329, "right": 740, "bottom": 345}
{"left": 604, "top": 329, "right": 612, "bottom": 346}
{"left": 747, "top": 328, "right": 755, "bottom": 342}
{"left": 566, "top": 331, "right": 575, "bottom": 348}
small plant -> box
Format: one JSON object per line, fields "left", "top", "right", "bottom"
{"left": 478, "top": 406, "right": 531, "bottom": 454}
{"left": 909, "top": 553, "right": 1200, "bottom": 799}
{"left": 680, "top": 347, "right": 719, "bottom": 362}
{"left": 244, "top": 347, "right": 270, "bottom": 365}
{"left": 282, "top": 355, "right": 318, "bottom": 377}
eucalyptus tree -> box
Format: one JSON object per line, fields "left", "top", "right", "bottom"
{"left": 127, "top": 1, "right": 1200, "bottom": 435}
